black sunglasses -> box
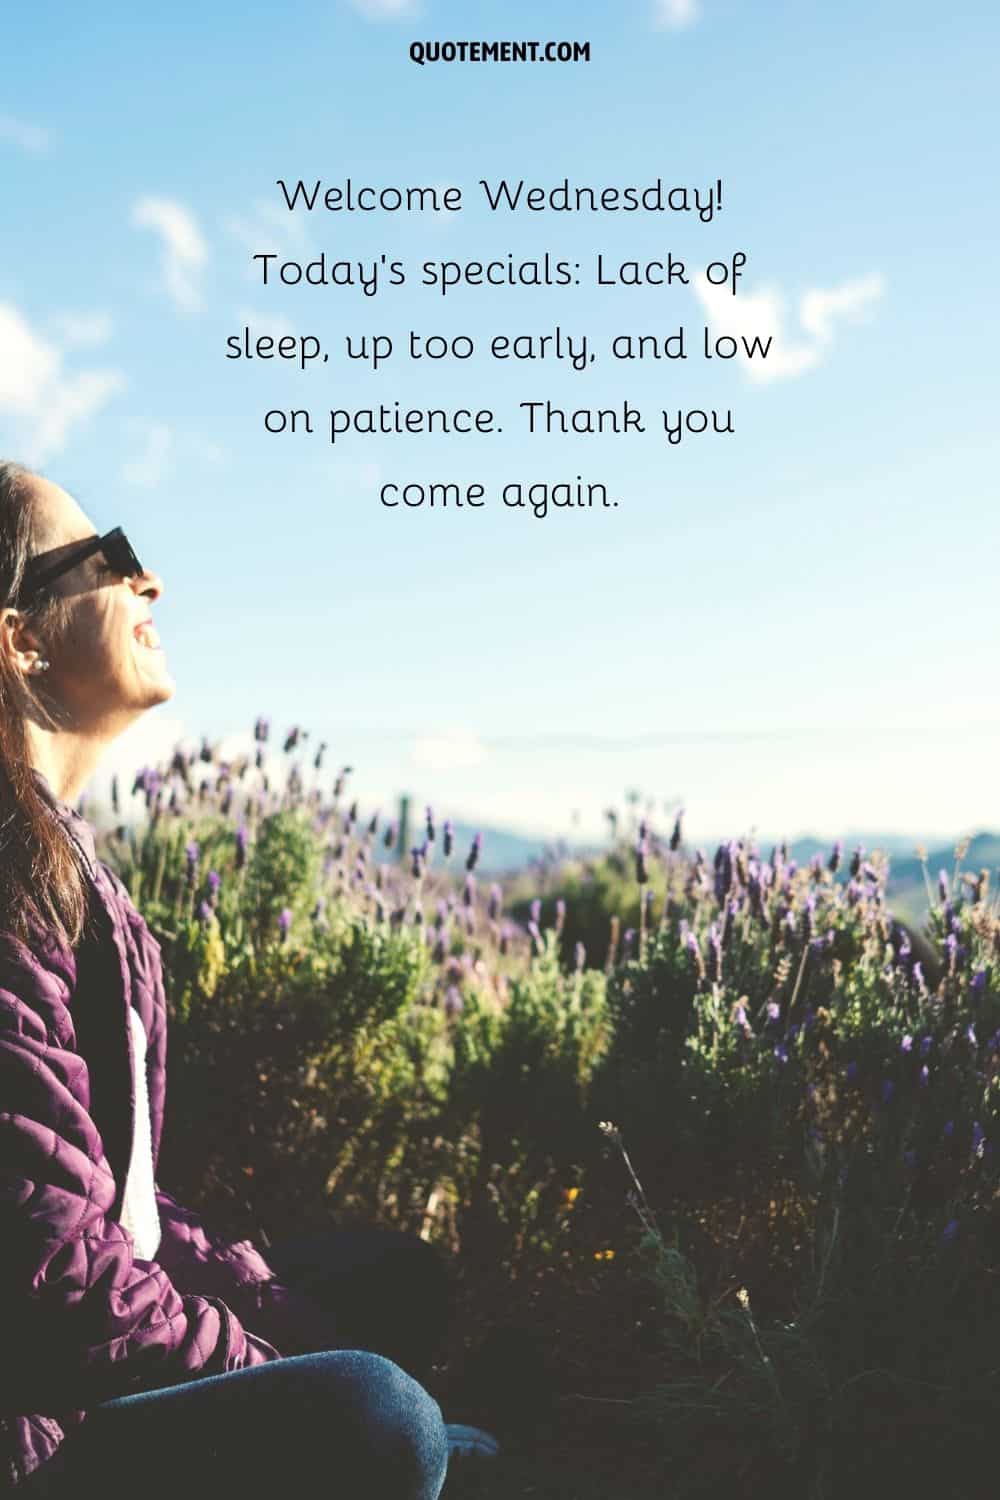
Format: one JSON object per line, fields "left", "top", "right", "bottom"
{"left": 16, "top": 527, "right": 144, "bottom": 606}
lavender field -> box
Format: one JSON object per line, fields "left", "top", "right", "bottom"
{"left": 93, "top": 721, "right": 1000, "bottom": 1499}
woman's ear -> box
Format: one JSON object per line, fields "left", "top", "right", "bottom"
{"left": 0, "top": 607, "right": 48, "bottom": 680}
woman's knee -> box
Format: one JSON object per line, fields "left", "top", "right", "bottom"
{"left": 354, "top": 1353, "right": 448, "bottom": 1495}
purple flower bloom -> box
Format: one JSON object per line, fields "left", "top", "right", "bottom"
{"left": 828, "top": 840, "right": 843, "bottom": 874}
{"left": 937, "top": 870, "right": 949, "bottom": 902}
{"left": 920, "top": 1035, "right": 933, "bottom": 1058}
{"left": 443, "top": 819, "right": 453, "bottom": 858}
{"left": 766, "top": 1001, "right": 781, "bottom": 1024}
{"left": 207, "top": 870, "right": 221, "bottom": 899}
{"left": 235, "top": 825, "right": 249, "bottom": 869}
{"left": 254, "top": 716, "right": 270, "bottom": 743}
{"left": 383, "top": 820, "right": 397, "bottom": 850}
{"left": 465, "top": 832, "right": 481, "bottom": 872}
{"left": 444, "top": 985, "right": 463, "bottom": 1017}
{"left": 425, "top": 806, "right": 435, "bottom": 843}
{"left": 463, "top": 875, "right": 476, "bottom": 909}
{"left": 197, "top": 900, "right": 213, "bottom": 924}
{"left": 488, "top": 884, "right": 502, "bottom": 921}
{"left": 528, "top": 920, "right": 543, "bottom": 952}
{"left": 971, "top": 969, "right": 987, "bottom": 1002}
{"left": 635, "top": 835, "right": 649, "bottom": 885}
{"left": 901, "top": 1034, "right": 913, "bottom": 1053}
{"left": 278, "top": 907, "right": 293, "bottom": 939}
{"left": 670, "top": 811, "right": 683, "bottom": 852}
{"left": 530, "top": 898, "right": 541, "bottom": 925}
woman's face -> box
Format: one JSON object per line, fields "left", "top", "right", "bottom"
{"left": 27, "top": 476, "right": 174, "bottom": 731}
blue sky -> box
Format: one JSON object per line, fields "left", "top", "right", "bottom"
{"left": 2, "top": 0, "right": 998, "bottom": 846}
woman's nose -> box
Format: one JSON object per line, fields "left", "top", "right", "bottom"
{"left": 131, "top": 567, "right": 165, "bottom": 603}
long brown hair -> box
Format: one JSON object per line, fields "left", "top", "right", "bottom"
{"left": 0, "top": 460, "right": 87, "bottom": 948}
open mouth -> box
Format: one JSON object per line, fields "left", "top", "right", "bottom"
{"left": 133, "top": 620, "right": 162, "bottom": 651}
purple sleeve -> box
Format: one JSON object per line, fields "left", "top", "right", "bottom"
{"left": 154, "top": 1187, "right": 338, "bottom": 1357}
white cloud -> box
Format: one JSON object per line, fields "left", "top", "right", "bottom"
{"left": 50, "top": 310, "right": 114, "bottom": 348}
{"left": 653, "top": 0, "right": 700, "bottom": 29}
{"left": 121, "top": 421, "right": 173, "bottom": 489}
{"left": 692, "top": 270, "right": 885, "bottom": 384}
{"left": 0, "top": 115, "right": 52, "bottom": 154}
{"left": 0, "top": 302, "right": 125, "bottom": 463}
{"left": 799, "top": 274, "right": 886, "bottom": 343}
{"left": 118, "top": 423, "right": 230, "bottom": 489}
{"left": 225, "top": 198, "right": 317, "bottom": 274}
{"left": 131, "top": 196, "right": 208, "bottom": 312}
{"left": 347, "top": 0, "right": 417, "bottom": 18}
{"left": 410, "top": 729, "right": 488, "bottom": 772}
{"left": 235, "top": 306, "right": 297, "bottom": 341}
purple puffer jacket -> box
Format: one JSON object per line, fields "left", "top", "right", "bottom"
{"left": 0, "top": 783, "right": 330, "bottom": 1488}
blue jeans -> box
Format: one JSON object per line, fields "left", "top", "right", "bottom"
{"left": 24, "top": 1228, "right": 452, "bottom": 1498}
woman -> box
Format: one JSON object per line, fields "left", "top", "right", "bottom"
{"left": 0, "top": 461, "right": 494, "bottom": 1496}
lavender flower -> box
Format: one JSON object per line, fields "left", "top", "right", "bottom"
{"left": 235, "top": 826, "right": 249, "bottom": 870}
{"left": 635, "top": 835, "right": 649, "bottom": 885}
{"left": 197, "top": 900, "right": 213, "bottom": 924}
{"left": 465, "top": 832, "right": 482, "bottom": 872}
{"left": 901, "top": 1034, "right": 913, "bottom": 1053}
{"left": 425, "top": 806, "right": 435, "bottom": 843}
{"left": 383, "top": 821, "right": 396, "bottom": 851}
{"left": 488, "top": 884, "right": 502, "bottom": 921}
{"left": 278, "top": 907, "right": 293, "bottom": 941}
{"left": 828, "top": 840, "right": 842, "bottom": 874}
{"left": 254, "top": 716, "right": 270, "bottom": 743}
{"left": 207, "top": 870, "right": 221, "bottom": 902}
{"left": 463, "top": 875, "right": 476, "bottom": 910}
{"left": 669, "top": 810, "right": 683, "bottom": 852}
{"left": 443, "top": 819, "right": 453, "bottom": 858}
{"left": 444, "top": 986, "right": 463, "bottom": 1017}
{"left": 185, "top": 841, "right": 199, "bottom": 884}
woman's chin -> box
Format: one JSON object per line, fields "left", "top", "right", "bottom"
{"left": 134, "top": 654, "right": 176, "bottom": 704}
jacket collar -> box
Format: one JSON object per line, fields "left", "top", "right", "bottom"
{"left": 31, "top": 768, "right": 99, "bottom": 880}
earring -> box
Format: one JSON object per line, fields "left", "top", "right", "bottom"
{"left": 32, "top": 659, "right": 51, "bottom": 674}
